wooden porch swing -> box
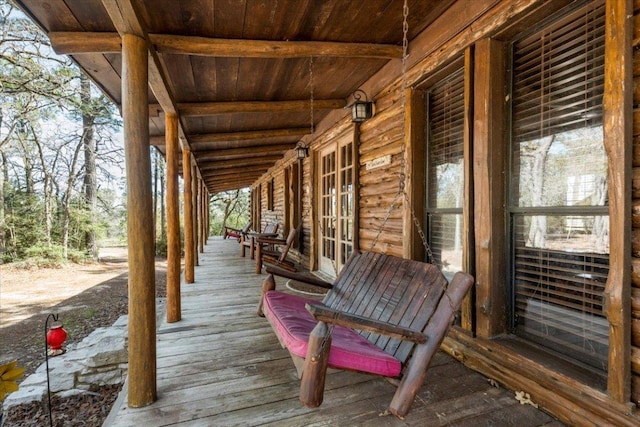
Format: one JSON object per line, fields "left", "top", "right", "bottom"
{"left": 258, "top": 253, "right": 474, "bottom": 418}
{"left": 255, "top": 2, "right": 475, "bottom": 418}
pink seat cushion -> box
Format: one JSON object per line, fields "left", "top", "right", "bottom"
{"left": 263, "top": 290, "right": 402, "bottom": 377}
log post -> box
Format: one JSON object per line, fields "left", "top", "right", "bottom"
{"left": 250, "top": 236, "right": 256, "bottom": 260}
{"left": 192, "top": 164, "right": 199, "bottom": 267}
{"left": 257, "top": 274, "right": 276, "bottom": 316}
{"left": 165, "top": 112, "right": 181, "bottom": 323}
{"left": 183, "top": 148, "right": 195, "bottom": 283}
{"left": 203, "top": 183, "right": 208, "bottom": 246}
{"left": 122, "top": 33, "right": 156, "bottom": 407}
{"left": 603, "top": 0, "right": 632, "bottom": 403}
{"left": 472, "top": 38, "right": 506, "bottom": 338}
{"left": 461, "top": 45, "right": 476, "bottom": 333}
{"left": 402, "top": 88, "right": 425, "bottom": 262}
{"left": 300, "top": 321, "right": 331, "bottom": 407}
{"left": 197, "top": 178, "right": 204, "bottom": 254}
{"left": 255, "top": 241, "right": 263, "bottom": 274}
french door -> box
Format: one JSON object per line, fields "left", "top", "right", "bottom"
{"left": 318, "top": 137, "right": 354, "bottom": 277}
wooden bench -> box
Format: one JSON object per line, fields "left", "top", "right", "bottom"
{"left": 240, "top": 223, "right": 278, "bottom": 259}
{"left": 223, "top": 221, "right": 252, "bottom": 241}
{"left": 255, "top": 226, "right": 300, "bottom": 274}
{"left": 257, "top": 251, "right": 474, "bottom": 419}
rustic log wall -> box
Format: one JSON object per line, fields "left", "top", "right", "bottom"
{"left": 358, "top": 90, "right": 405, "bottom": 258}
{"left": 251, "top": 0, "right": 640, "bottom": 423}
{"left": 631, "top": 0, "right": 640, "bottom": 405}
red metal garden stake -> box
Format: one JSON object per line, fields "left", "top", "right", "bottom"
{"left": 45, "top": 313, "right": 67, "bottom": 427}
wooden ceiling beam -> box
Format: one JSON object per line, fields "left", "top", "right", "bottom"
{"left": 49, "top": 32, "right": 402, "bottom": 59}
{"left": 150, "top": 34, "right": 403, "bottom": 59}
{"left": 207, "top": 174, "right": 263, "bottom": 185}
{"left": 207, "top": 174, "right": 264, "bottom": 185}
{"left": 203, "top": 167, "right": 268, "bottom": 178}
{"left": 196, "top": 152, "right": 285, "bottom": 162}
{"left": 209, "top": 182, "right": 255, "bottom": 194}
{"left": 194, "top": 143, "right": 294, "bottom": 158}
{"left": 100, "top": 0, "right": 192, "bottom": 150}
{"left": 208, "top": 181, "right": 262, "bottom": 193}
{"left": 150, "top": 127, "right": 307, "bottom": 147}
{"left": 198, "top": 156, "right": 280, "bottom": 171}
{"left": 177, "top": 99, "right": 345, "bottom": 117}
{"left": 190, "top": 127, "right": 307, "bottom": 143}
{"left": 50, "top": 32, "right": 121, "bottom": 54}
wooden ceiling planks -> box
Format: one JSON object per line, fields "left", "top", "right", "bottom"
{"left": 14, "top": 0, "right": 457, "bottom": 194}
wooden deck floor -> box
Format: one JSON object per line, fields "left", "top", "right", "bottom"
{"left": 106, "top": 237, "right": 563, "bottom": 426}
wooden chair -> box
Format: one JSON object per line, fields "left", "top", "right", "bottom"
{"left": 223, "top": 221, "right": 252, "bottom": 241}
{"left": 254, "top": 226, "right": 299, "bottom": 274}
{"left": 240, "top": 223, "right": 279, "bottom": 259}
{"left": 257, "top": 251, "right": 474, "bottom": 419}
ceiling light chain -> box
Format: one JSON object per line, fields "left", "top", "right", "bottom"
{"left": 309, "top": 55, "right": 315, "bottom": 135}
{"left": 399, "top": 0, "right": 409, "bottom": 192}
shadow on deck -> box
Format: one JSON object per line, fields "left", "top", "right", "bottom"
{"left": 106, "top": 237, "right": 563, "bottom": 426}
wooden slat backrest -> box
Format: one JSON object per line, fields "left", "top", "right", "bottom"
{"left": 321, "top": 251, "right": 447, "bottom": 364}
{"left": 263, "top": 223, "right": 278, "bottom": 234}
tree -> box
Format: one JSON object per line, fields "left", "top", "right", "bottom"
{"left": 81, "top": 74, "right": 98, "bottom": 259}
{"left": 0, "top": 0, "right": 123, "bottom": 263}
{"left": 209, "top": 189, "right": 250, "bottom": 236}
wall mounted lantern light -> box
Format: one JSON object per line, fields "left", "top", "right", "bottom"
{"left": 295, "top": 142, "right": 309, "bottom": 160}
{"left": 348, "top": 89, "right": 374, "bottom": 122}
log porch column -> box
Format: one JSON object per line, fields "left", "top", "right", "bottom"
{"left": 183, "top": 148, "right": 195, "bottom": 283}
{"left": 603, "top": 0, "right": 632, "bottom": 403}
{"left": 198, "top": 179, "right": 206, "bottom": 253}
{"left": 165, "top": 113, "right": 181, "bottom": 323}
{"left": 192, "top": 164, "right": 199, "bottom": 266}
{"left": 473, "top": 38, "right": 506, "bottom": 338}
{"left": 122, "top": 33, "right": 156, "bottom": 407}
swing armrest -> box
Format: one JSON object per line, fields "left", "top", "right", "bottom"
{"left": 266, "top": 266, "right": 334, "bottom": 289}
{"left": 305, "top": 303, "right": 427, "bottom": 344}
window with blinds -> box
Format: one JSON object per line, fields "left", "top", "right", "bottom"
{"left": 509, "top": 0, "right": 608, "bottom": 370}
{"left": 425, "top": 65, "right": 465, "bottom": 280}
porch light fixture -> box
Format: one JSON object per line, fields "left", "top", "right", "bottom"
{"left": 296, "top": 142, "right": 309, "bottom": 160}
{"left": 348, "top": 89, "right": 374, "bottom": 122}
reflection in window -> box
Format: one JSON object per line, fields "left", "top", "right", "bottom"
{"left": 509, "top": 0, "right": 608, "bottom": 371}
{"left": 425, "top": 66, "right": 464, "bottom": 280}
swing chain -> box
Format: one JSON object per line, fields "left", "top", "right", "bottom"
{"left": 313, "top": 0, "right": 422, "bottom": 361}
{"left": 398, "top": 0, "right": 409, "bottom": 195}
{"left": 403, "top": 191, "right": 436, "bottom": 264}
{"left": 309, "top": 56, "right": 315, "bottom": 135}
{"left": 369, "top": 0, "right": 410, "bottom": 253}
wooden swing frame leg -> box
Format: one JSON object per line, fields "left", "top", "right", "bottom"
{"left": 300, "top": 321, "right": 331, "bottom": 407}
{"left": 257, "top": 274, "right": 276, "bottom": 317}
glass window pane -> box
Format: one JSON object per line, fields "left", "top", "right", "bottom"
{"left": 428, "top": 213, "right": 463, "bottom": 280}
{"left": 427, "top": 68, "right": 465, "bottom": 209}
{"left": 512, "top": 214, "right": 608, "bottom": 370}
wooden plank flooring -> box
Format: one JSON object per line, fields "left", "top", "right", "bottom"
{"left": 106, "top": 237, "right": 563, "bottom": 426}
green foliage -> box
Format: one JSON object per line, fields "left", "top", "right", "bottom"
{"left": 209, "top": 189, "right": 250, "bottom": 236}
{"left": 3, "top": 190, "right": 45, "bottom": 260}
{"left": 155, "top": 239, "right": 167, "bottom": 257}
{"left": 23, "top": 244, "right": 65, "bottom": 267}
{"left": 18, "top": 244, "right": 88, "bottom": 268}
{"left": 0, "top": 2, "right": 125, "bottom": 264}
